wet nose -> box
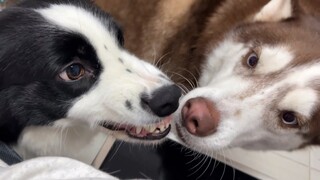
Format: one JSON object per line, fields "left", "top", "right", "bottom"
{"left": 182, "top": 97, "right": 220, "bottom": 137}
{"left": 141, "top": 85, "right": 182, "bottom": 117}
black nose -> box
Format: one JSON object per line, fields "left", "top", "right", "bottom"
{"left": 141, "top": 85, "right": 182, "bottom": 117}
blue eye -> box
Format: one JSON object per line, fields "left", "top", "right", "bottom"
{"left": 247, "top": 52, "right": 259, "bottom": 68}
{"left": 59, "top": 63, "right": 85, "bottom": 81}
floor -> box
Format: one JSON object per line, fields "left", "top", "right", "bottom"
{"left": 101, "top": 140, "right": 256, "bottom": 180}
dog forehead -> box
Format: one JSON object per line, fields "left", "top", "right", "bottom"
{"left": 235, "top": 18, "right": 320, "bottom": 64}
{"left": 278, "top": 88, "right": 318, "bottom": 118}
{"left": 36, "top": 3, "right": 122, "bottom": 66}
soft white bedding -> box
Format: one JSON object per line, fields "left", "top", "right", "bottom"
{"left": 0, "top": 157, "right": 117, "bottom": 180}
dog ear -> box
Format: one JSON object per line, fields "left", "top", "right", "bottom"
{"left": 254, "top": 0, "right": 293, "bottom": 22}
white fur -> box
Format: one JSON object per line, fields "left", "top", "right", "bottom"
{"left": 174, "top": 38, "right": 319, "bottom": 152}
{"left": 37, "top": 5, "right": 170, "bottom": 127}
{"left": 256, "top": 46, "right": 293, "bottom": 74}
{"left": 254, "top": 0, "right": 292, "bottom": 22}
{"left": 17, "top": 4, "right": 173, "bottom": 160}
{"left": 278, "top": 88, "right": 318, "bottom": 118}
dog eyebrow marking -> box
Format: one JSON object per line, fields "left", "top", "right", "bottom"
{"left": 255, "top": 46, "right": 293, "bottom": 74}
{"left": 125, "top": 100, "right": 133, "bottom": 111}
{"left": 126, "top": 69, "right": 132, "bottom": 73}
{"left": 278, "top": 88, "right": 318, "bottom": 119}
{"left": 118, "top": 58, "right": 124, "bottom": 64}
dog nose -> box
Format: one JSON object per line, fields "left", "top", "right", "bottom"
{"left": 141, "top": 85, "right": 181, "bottom": 117}
{"left": 182, "top": 97, "right": 220, "bottom": 137}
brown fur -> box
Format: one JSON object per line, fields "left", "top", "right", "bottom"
{"left": 1, "top": 0, "right": 18, "bottom": 8}
{"left": 94, "top": 0, "right": 224, "bottom": 90}
{"left": 94, "top": 0, "right": 320, "bottom": 147}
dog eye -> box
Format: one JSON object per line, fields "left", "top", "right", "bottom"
{"left": 247, "top": 52, "right": 259, "bottom": 68}
{"left": 281, "top": 111, "right": 298, "bottom": 125}
{"left": 59, "top": 63, "right": 86, "bottom": 81}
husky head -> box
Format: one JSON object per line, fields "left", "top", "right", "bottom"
{"left": 174, "top": 0, "right": 320, "bottom": 152}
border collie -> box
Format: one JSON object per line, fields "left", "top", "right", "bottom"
{"left": 0, "top": 0, "right": 181, "bottom": 157}
{"left": 95, "top": 0, "right": 320, "bottom": 152}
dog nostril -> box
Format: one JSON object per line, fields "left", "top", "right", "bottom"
{"left": 192, "top": 118, "right": 199, "bottom": 128}
{"left": 182, "top": 97, "right": 220, "bottom": 137}
{"left": 142, "top": 85, "right": 182, "bottom": 117}
{"left": 185, "top": 101, "right": 191, "bottom": 109}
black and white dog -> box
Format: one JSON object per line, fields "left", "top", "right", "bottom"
{"left": 0, "top": 0, "right": 181, "bottom": 158}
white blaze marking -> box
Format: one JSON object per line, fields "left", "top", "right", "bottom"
{"left": 279, "top": 88, "right": 318, "bottom": 118}
{"left": 256, "top": 46, "right": 293, "bottom": 74}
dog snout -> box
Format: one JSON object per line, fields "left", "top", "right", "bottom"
{"left": 182, "top": 97, "right": 220, "bottom": 137}
{"left": 141, "top": 85, "right": 181, "bottom": 117}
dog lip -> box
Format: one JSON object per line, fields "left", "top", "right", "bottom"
{"left": 175, "top": 122, "right": 188, "bottom": 144}
{"left": 100, "top": 123, "right": 127, "bottom": 131}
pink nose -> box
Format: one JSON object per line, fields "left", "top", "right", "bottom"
{"left": 182, "top": 97, "right": 220, "bottom": 137}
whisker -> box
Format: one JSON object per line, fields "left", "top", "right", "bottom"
{"left": 210, "top": 151, "right": 219, "bottom": 176}
{"left": 158, "top": 58, "right": 172, "bottom": 71}
{"left": 186, "top": 152, "right": 202, "bottom": 165}
{"left": 108, "top": 169, "right": 121, "bottom": 175}
{"left": 108, "top": 141, "right": 123, "bottom": 161}
{"left": 197, "top": 154, "right": 212, "bottom": 180}
{"left": 178, "top": 67, "right": 200, "bottom": 87}
{"left": 151, "top": 45, "right": 158, "bottom": 66}
{"left": 219, "top": 149, "right": 227, "bottom": 180}
{"left": 139, "top": 172, "right": 152, "bottom": 179}
{"left": 155, "top": 51, "right": 172, "bottom": 68}
{"left": 176, "top": 83, "right": 189, "bottom": 95}
{"left": 188, "top": 154, "right": 208, "bottom": 178}
{"left": 225, "top": 148, "right": 236, "bottom": 180}
{"left": 170, "top": 71, "right": 196, "bottom": 89}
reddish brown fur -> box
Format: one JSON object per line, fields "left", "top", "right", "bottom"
{"left": 94, "top": 0, "right": 320, "bottom": 146}
{"left": 94, "top": 0, "right": 224, "bottom": 90}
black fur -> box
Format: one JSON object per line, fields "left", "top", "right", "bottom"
{"left": 0, "top": 0, "right": 123, "bottom": 144}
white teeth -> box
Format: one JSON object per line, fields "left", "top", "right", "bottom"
{"left": 155, "top": 130, "right": 161, "bottom": 134}
{"left": 147, "top": 125, "right": 157, "bottom": 133}
{"left": 136, "top": 127, "right": 142, "bottom": 134}
{"left": 160, "top": 124, "right": 166, "bottom": 132}
{"left": 164, "top": 122, "right": 169, "bottom": 129}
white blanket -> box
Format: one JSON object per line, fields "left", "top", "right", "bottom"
{"left": 0, "top": 157, "right": 117, "bottom": 180}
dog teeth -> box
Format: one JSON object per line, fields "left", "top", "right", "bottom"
{"left": 160, "top": 124, "right": 166, "bottom": 132}
{"left": 164, "top": 123, "right": 168, "bottom": 129}
{"left": 136, "top": 127, "right": 142, "bottom": 134}
{"left": 137, "top": 120, "right": 171, "bottom": 134}
{"left": 147, "top": 125, "right": 157, "bottom": 133}
{"left": 155, "top": 129, "right": 161, "bottom": 133}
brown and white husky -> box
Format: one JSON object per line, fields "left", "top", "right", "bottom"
{"left": 95, "top": 0, "right": 320, "bottom": 153}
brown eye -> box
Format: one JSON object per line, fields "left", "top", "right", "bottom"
{"left": 247, "top": 52, "right": 259, "bottom": 68}
{"left": 59, "top": 63, "right": 85, "bottom": 81}
{"left": 281, "top": 111, "right": 298, "bottom": 125}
